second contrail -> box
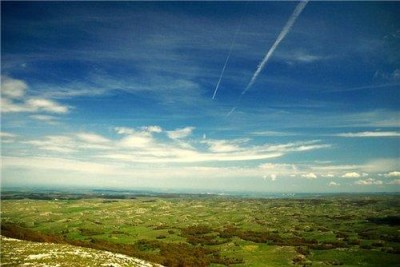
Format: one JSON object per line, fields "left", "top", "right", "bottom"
{"left": 212, "top": 3, "right": 248, "bottom": 100}
{"left": 212, "top": 43, "right": 234, "bottom": 99}
{"left": 241, "top": 0, "right": 309, "bottom": 95}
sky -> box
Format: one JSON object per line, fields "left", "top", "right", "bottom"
{"left": 1, "top": 1, "right": 399, "bottom": 193}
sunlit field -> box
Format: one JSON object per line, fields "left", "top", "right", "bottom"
{"left": 2, "top": 191, "right": 399, "bottom": 266}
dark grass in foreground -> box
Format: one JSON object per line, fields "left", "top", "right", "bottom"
{"left": 1, "top": 191, "right": 400, "bottom": 266}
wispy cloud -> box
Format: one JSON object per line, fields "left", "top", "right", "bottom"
{"left": 1, "top": 76, "right": 27, "bottom": 98}
{"left": 24, "top": 135, "right": 78, "bottom": 153}
{"left": 1, "top": 76, "right": 69, "bottom": 114}
{"left": 201, "top": 139, "right": 248, "bottom": 153}
{"left": 385, "top": 171, "right": 400, "bottom": 177}
{"left": 251, "top": 130, "right": 297, "bottom": 137}
{"left": 29, "top": 115, "right": 59, "bottom": 124}
{"left": 2, "top": 156, "right": 122, "bottom": 176}
{"left": 387, "top": 179, "right": 400, "bottom": 185}
{"left": 115, "top": 127, "right": 135, "bottom": 135}
{"left": 342, "top": 172, "right": 361, "bottom": 178}
{"left": 301, "top": 172, "right": 317, "bottom": 179}
{"left": 0, "top": 131, "right": 17, "bottom": 143}
{"left": 26, "top": 98, "right": 69, "bottom": 113}
{"left": 374, "top": 69, "right": 400, "bottom": 82}
{"left": 263, "top": 174, "right": 277, "bottom": 181}
{"left": 141, "top": 125, "right": 163, "bottom": 133}
{"left": 15, "top": 126, "right": 330, "bottom": 164}
{"left": 355, "top": 178, "right": 383, "bottom": 185}
{"left": 362, "top": 158, "right": 399, "bottom": 173}
{"left": 0, "top": 132, "right": 17, "bottom": 138}
{"left": 328, "top": 181, "right": 340, "bottom": 187}
{"left": 76, "top": 133, "right": 111, "bottom": 144}
{"left": 259, "top": 163, "right": 297, "bottom": 179}
{"left": 1, "top": 97, "right": 69, "bottom": 114}
{"left": 242, "top": 0, "right": 309, "bottom": 95}
{"left": 290, "top": 51, "right": 324, "bottom": 63}
{"left": 276, "top": 50, "right": 328, "bottom": 64}
{"left": 118, "top": 132, "right": 154, "bottom": 149}
{"left": 167, "top": 127, "right": 195, "bottom": 139}
{"left": 337, "top": 131, "right": 400, "bottom": 138}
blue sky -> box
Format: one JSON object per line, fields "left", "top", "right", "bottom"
{"left": 1, "top": 1, "right": 399, "bottom": 192}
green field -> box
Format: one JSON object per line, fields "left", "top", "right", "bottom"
{"left": 1, "top": 192, "right": 399, "bottom": 266}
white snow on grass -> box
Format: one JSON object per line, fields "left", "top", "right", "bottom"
{"left": 1, "top": 235, "right": 163, "bottom": 267}
{"left": 26, "top": 253, "right": 52, "bottom": 260}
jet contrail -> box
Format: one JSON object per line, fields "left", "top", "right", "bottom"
{"left": 242, "top": 0, "right": 309, "bottom": 95}
{"left": 226, "top": 106, "right": 237, "bottom": 117}
{"left": 212, "top": 3, "right": 248, "bottom": 100}
{"left": 212, "top": 43, "right": 234, "bottom": 99}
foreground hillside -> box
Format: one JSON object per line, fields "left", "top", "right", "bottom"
{"left": 1, "top": 235, "right": 162, "bottom": 267}
{"left": 1, "top": 192, "right": 400, "bottom": 266}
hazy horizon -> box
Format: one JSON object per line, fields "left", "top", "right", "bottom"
{"left": 1, "top": 1, "right": 399, "bottom": 193}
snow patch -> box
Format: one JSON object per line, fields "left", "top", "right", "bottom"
{"left": 26, "top": 253, "right": 52, "bottom": 260}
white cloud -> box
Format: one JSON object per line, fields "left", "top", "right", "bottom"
{"left": 293, "top": 52, "right": 324, "bottom": 63}
{"left": 1, "top": 76, "right": 69, "bottom": 114}
{"left": 142, "top": 125, "right": 162, "bottom": 133}
{"left": 262, "top": 174, "right": 277, "bottom": 181}
{"left": 202, "top": 139, "right": 245, "bottom": 153}
{"left": 259, "top": 159, "right": 398, "bottom": 179}
{"left": 115, "top": 126, "right": 162, "bottom": 136}
{"left": 76, "top": 133, "right": 110, "bottom": 144}
{"left": 374, "top": 69, "right": 400, "bottom": 81}
{"left": 8, "top": 127, "right": 331, "bottom": 165}
{"left": 251, "top": 131, "right": 296, "bottom": 137}
{"left": 0, "top": 132, "right": 17, "bottom": 138}
{"left": 302, "top": 173, "right": 317, "bottom": 179}
{"left": 0, "top": 156, "right": 287, "bottom": 183}
{"left": 355, "top": 178, "right": 383, "bottom": 185}
{"left": 25, "top": 135, "right": 77, "bottom": 153}
{"left": 337, "top": 131, "right": 400, "bottom": 137}
{"left": 362, "top": 159, "right": 399, "bottom": 173}
{"left": 311, "top": 164, "right": 359, "bottom": 172}
{"left": 262, "top": 140, "right": 330, "bottom": 153}
{"left": 385, "top": 171, "right": 400, "bottom": 177}
{"left": 328, "top": 181, "right": 340, "bottom": 187}
{"left": 278, "top": 50, "right": 328, "bottom": 64}
{"left": 259, "top": 163, "right": 297, "bottom": 175}
{"left": 342, "top": 172, "right": 361, "bottom": 178}
{"left": 167, "top": 127, "right": 194, "bottom": 139}
{"left": 0, "top": 131, "right": 17, "bottom": 143}
{"left": 387, "top": 179, "right": 400, "bottom": 185}
{"left": 1, "top": 156, "right": 121, "bottom": 176}
{"left": 1, "top": 98, "right": 30, "bottom": 112}
{"left": 99, "top": 150, "right": 283, "bottom": 163}
{"left": 115, "top": 127, "right": 135, "bottom": 135}
{"left": 1, "top": 76, "right": 27, "bottom": 99}
{"left": 25, "top": 133, "right": 114, "bottom": 154}
{"left": 118, "top": 132, "right": 154, "bottom": 148}
{"left": 30, "top": 115, "right": 58, "bottom": 123}
{"left": 25, "top": 98, "right": 68, "bottom": 114}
